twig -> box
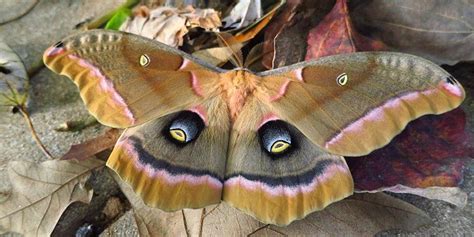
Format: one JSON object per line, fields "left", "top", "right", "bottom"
{"left": 268, "top": 226, "right": 288, "bottom": 236}
{"left": 181, "top": 210, "right": 190, "bottom": 237}
{"left": 199, "top": 208, "right": 206, "bottom": 237}
{"left": 202, "top": 203, "right": 220, "bottom": 219}
{"left": 0, "top": 0, "right": 39, "bottom": 25}
{"left": 247, "top": 224, "right": 270, "bottom": 236}
{"left": 18, "top": 105, "right": 54, "bottom": 159}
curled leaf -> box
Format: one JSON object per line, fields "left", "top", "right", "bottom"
{"left": 120, "top": 5, "right": 221, "bottom": 47}
{"left": 222, "top": 0, "right": 262, "bottom": 29}
{"left": 105, "top": 7, "right": 132, "bottom": 30}
{"left": 0, "top": 158, "right": 104, "bottom": 236}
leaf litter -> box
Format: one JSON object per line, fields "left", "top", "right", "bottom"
{"left": 120, "top": 5, "right": 221, "bottom": 47}
{"left": 0, "top": 158, "right": 104, "bottom": 236}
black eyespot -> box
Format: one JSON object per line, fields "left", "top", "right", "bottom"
{"left": 258, "top": 120, "right": 293, "bottom": 157}
{"left": 446, "top": 75, "right": 457, "bottom": 85}
{"left": 53, "top": 41, "right": 64, "bottom": 48}
{"left": 164, "top": 111, "right": 205, "bottom": 146}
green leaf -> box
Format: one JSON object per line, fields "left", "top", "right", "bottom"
{"left": 104, "top": 7, "right": 131, "bottom": 30}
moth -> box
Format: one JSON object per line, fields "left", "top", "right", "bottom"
{"left": 43, "top": 30, "right": 465, "bottom": 226}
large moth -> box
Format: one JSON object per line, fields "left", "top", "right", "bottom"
{"left": 43, "top": 30, "right": 465, "bottom": 226}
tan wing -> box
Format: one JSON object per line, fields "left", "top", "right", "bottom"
{"left": 223, "top": 96, "right": 353, "bottom": 226}
{"left": 258, "top": 52, "right": 465, "bottom": 156}
{"left": 43, "top": 29, "right": 223, "bottom": 128}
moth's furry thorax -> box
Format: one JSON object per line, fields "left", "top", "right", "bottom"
{"left": 220, "top": 70, "right": 261, "bottom": 121}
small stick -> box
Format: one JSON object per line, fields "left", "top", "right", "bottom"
{"left": 199, "top": 208, "right": 206, "bottom": 237}
{"left": 18, "top": 105, "right": 54, "bottom": 159}
{"left": 181, "top": 210, "right": 190, "bottom": 237}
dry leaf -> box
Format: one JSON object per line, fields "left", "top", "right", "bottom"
{"left": 359, "top": 185, "right": 467, "bottom": 208}
{"left": 115, "top": 167, "right": 430, "bottom": 236}
{"left": 222, "top": 0, "right": 262, "bottom": 29}
{"left": 270, "top": 193, "right": 430, "bottom": 236}
{"left": 0, "top": 158, "right": 104, "bottom": 236}
{"left": 263, "top": 0, "right": 335, "bottom": 69}
{"left": 0, "top": 41, "right": 29, "bottom": 111}
{"left": 351, "top": 0, "right": 474, "bottom": 65}
{"left": 61, "top": 129, "right": 120, "bottom": 161}
{"left": 305, "top": 0, "right": 385, "bottom": 60}
{"left": 120, "top": 5, "right": 221, "bottom": 47}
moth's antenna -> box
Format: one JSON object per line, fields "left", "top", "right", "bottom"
{"left": 215, "top": 32, "right": 244, "bottom": 68}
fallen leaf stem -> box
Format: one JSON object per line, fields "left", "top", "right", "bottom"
{"left": 181, "top": 210, "right": 190, "bottom": 237}
{"left": 18, "top": 105, "right": 54, "bottom": 159}
{"left": 199, "top": 208, "right": 206, "bottom": 237}
{"left": 247, "top": 224, "right": 269, "bottom": 236}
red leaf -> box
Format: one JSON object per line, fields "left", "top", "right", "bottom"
{"left": 346, "top": 108, "right": 474, "bottom": 191}
{"left": 305, "top": 0, "right": 385, "bottom": 60}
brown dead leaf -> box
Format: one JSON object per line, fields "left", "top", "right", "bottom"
{"left": 305, "top": 0, "right": 386, "bottom": 60}
{"left": 115, "top": 169, "right": 430, "bottom": 237}
{"left": 263, "top": 0, "right": 335, "bottom": 69}
{"left": 0, "top": 158, "right": 104, "bottom": 236}
{"left": 61, "top": 129, "right": 120, "bottom": 161}
{"left": 120, "top": 5, "right": 221, "bottom": 47}
{"left": 350, "top": 0, "right": 474, "bottom": 65}
{"left": 262, "top": 0, "right": 301, "bottom": 69}
{"left": 359, "top": 185, "right": 468, "bottom": 208}
{"left": 270, "top": 193, "right": 430, "bottom": 236}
